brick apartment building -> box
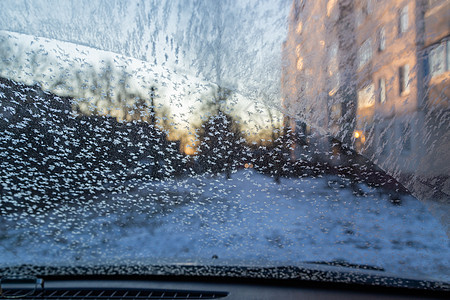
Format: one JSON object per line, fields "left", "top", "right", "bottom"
{"left": 282, "top": 0, "right": 449, "bottom": 199}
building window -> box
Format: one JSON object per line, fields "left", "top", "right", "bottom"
{"left": 399, "top": 65, "right": 410, "bottom": 94}
{"left": 399, "top": 6, "right": 409, "bottom": 35}
{"left": 378, "top": 78, "right": 386, "bottom": 103}
{"left": 356, "top": 9, "right": 363, "bottom": 27}
{"left": 357, "top": 83, "right": 375, "bottom": 108}
{"left": 329, "top": 43, "right": 338, "bottom": 59}
{"left": 356, "top": 1, "right": 372, "bottom": 26}
{"left": 327, "top": 0, "right": 337, "bottom": 17}
{"left": 358, "top": 39, "right": 372, "bottom": 68}
{"left": 329, "top": 103, "right": 342, "bottom": 123}
{"left": 426, "top": 39, "right": 450, "bottom": 78}
{"left": 378, "top": 27, "right": 386, "bottom": 51}
{"left": 367, "top": 0, "right": 373, "bottom": 14}
{"left": 296, "top": 21, "right": 303, "bottom": 33}
{"left": 328, "top": 43, "right": 340, "bottom": 94}
{"left": 429, "top": 43, "right": 446, "bottom": 77}
{"left": 296, "top": 57, "right": 304, "bottom": 71}
{"left": 293, "top": 0, "right": 304, "bottom": 21}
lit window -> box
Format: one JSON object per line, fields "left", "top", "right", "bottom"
{"left": 399, "top": 6, "right": 408, "bottom": 34}
{"left": 378, "top": 78, "right": 386, "bottom": 103}
{"left": 327, "top": 0, "right": 337, "bottom": 17}
{"left": 399, "top": 65, "right": 410, "bottom": 94}
{"left": 378, "top": 27, "right": 386, "bottom": 51}
{"left": 357, "top": 84, "right": 375, "bottom": 108}
{"left": 296, "top": 21, "right": 303, "bottom": 33}
{"left": 297, "top": 57, "right": 304, "bottom": 70}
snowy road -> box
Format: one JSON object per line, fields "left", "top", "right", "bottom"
{"left": 1, "top": 169, "right": 449, "bottom": 282}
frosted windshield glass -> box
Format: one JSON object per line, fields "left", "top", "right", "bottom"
{"left": 0, "top": 0, "right": 449, "bottom": 283}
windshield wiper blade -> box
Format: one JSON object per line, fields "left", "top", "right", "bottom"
{"left": 3, "top": 263, "right": 450, "bottom": 293}
{"left": 303, "top": 260, "right": 385, "bottom": 271}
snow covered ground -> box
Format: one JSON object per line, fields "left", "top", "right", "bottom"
{"left": 1, "top": 169, "right": 449, "bottom": 282}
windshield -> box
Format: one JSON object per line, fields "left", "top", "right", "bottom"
{"left": 0, "top": 0, "right": 449, "bottom": 285}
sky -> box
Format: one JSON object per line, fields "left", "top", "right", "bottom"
{"left": 0, "top": 0, "right": 291, "bottom": 98}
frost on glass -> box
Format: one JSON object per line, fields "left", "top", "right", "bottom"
{"left": 0, "top": 0, "right": 449, "bottom": 283}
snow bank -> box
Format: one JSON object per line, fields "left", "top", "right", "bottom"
{"left": 1, "top": 169, "right": 449, "bottom": 282}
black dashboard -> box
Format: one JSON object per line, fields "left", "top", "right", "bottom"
{"left": 2, "top": 278, "right": 446, "bottom": 300}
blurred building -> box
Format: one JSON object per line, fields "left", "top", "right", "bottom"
{"left": 282, "top": 0, "right": 449, "bottom": 199}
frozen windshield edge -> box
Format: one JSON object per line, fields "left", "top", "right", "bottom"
{"left": 0, "top": 0, "right": 449, "bottom": 284}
